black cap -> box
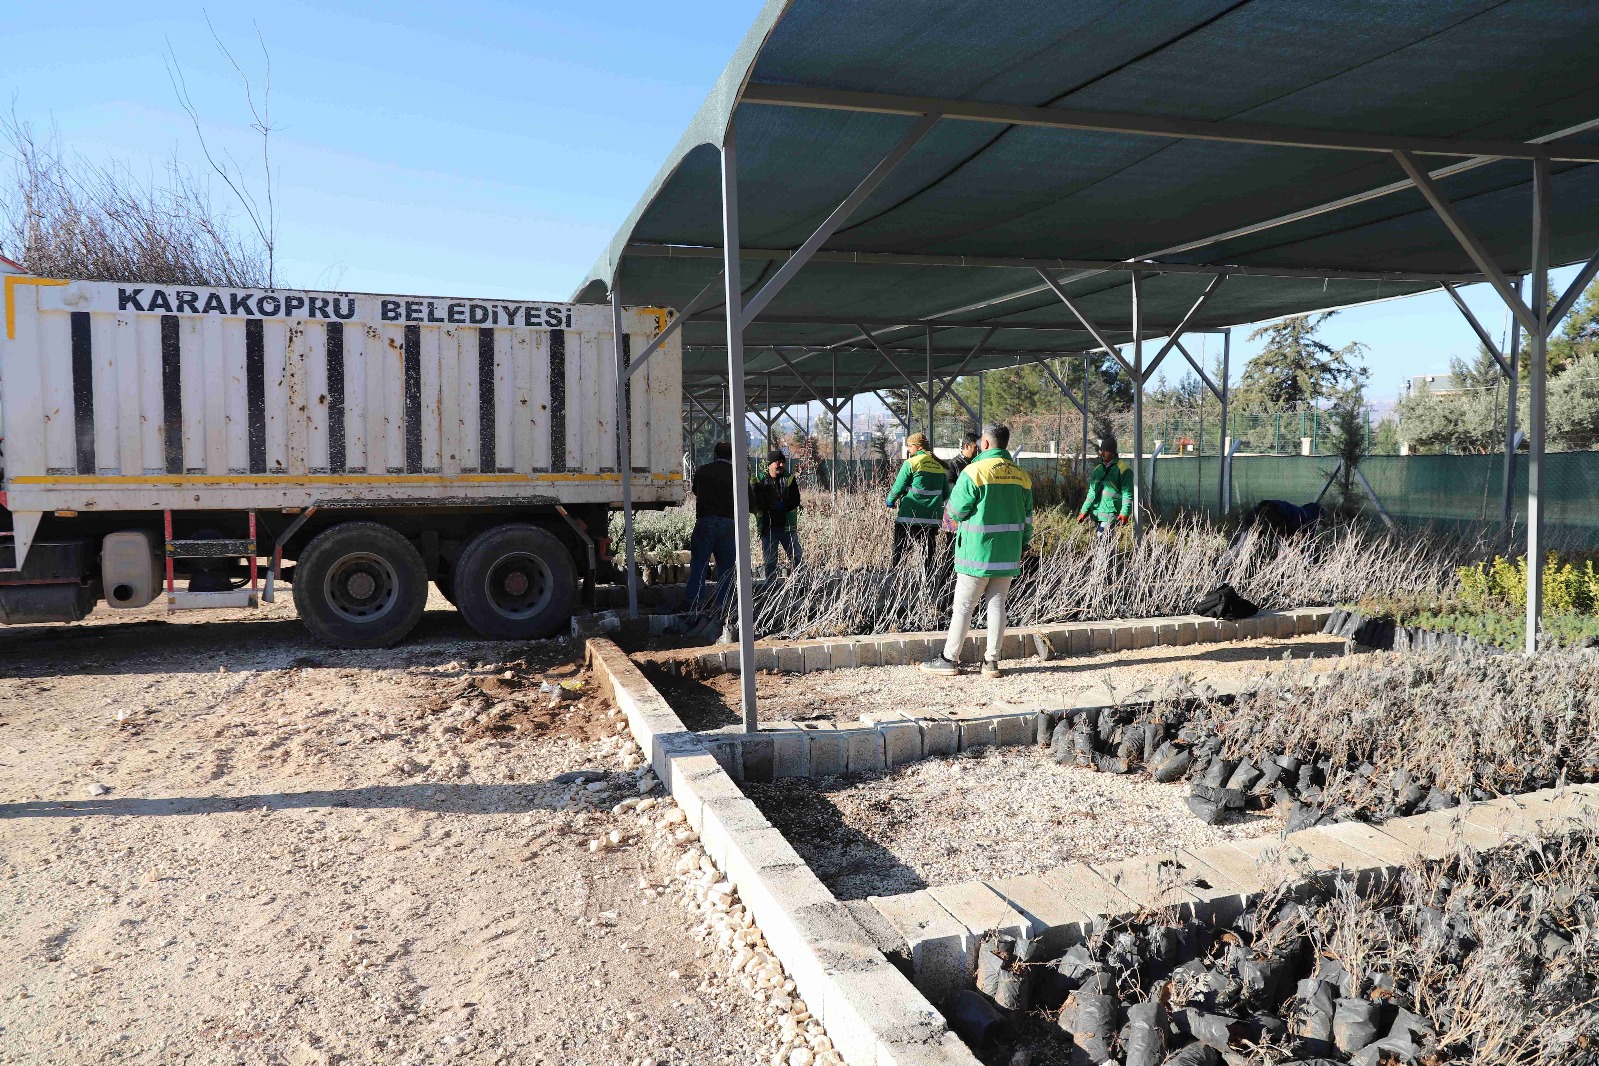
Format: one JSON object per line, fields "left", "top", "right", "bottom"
{"left": 1098, "top": 436, "right": 1118, "bottom": 453}
{"left": 767, "top": 449, "right": 786, "bottom": 464}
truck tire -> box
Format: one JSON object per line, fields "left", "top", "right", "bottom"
{"left": 293, "top": 522, "right": 429, "bottom": 648}
{"left": 453, "top": 523, "right": 576, "bottom": 640}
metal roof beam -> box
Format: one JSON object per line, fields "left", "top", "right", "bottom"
{"left": 632, "top": 241, "right": 1478, "bottom": 285}
{"left": 1394, "top": 150, "right": 1538, "bottom": 334}
{"left": 1440, "top": 281, "right": 1512, "bottom": 378}
{"left": 742, "top": 112, "right": 940, "bottom": 325}
{"left": 1142, "top": 274, "right": 1226, "bottom": 383}
{"left": 624, "top": 271, "right": 723, "bottom": 380}
{"left": 1035, "top": 269, "right": 1137, "bottom": 378}
{"left": 1550, "top": 246, "right": 1599, "bottom": 330}
{"left": 930, "top": 327, "right": 998, "bottom": 405}
{"left": 1036, "top": 358, "right": 1087, "bottom": 416}
{"left": 1173, "top": 339, "right": 1224, "bottom": 402}
{"left": 741, "top": 83, "right": 1599, "bottom": 162}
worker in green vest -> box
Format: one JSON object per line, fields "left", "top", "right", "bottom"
{"left": 752, "top": 449, "right": 802, "bottom": 580}
{"left": 922, "top": 424, "right": 1033, "bottom": 678}
{"left": 886, "top": 431, "right": 950, "bottom": 569}
{"left": 1077, "top": 436, "right": 1133, "bottom": 535}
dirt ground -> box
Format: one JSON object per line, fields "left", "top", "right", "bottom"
{"left": 659, "top": 634, "right": 1358, "bottom": 732}
{"left": 0, "top": 594, "right": 801, "bottom": 1066}
{"left": 745, "top": 746, "right": 1279, "bottom": 901}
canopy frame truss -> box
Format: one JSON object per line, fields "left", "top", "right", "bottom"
{"left": 594, "top": 21, "right": 1599, "bottom": 727}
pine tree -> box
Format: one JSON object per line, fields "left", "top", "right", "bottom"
{"left": 1239, "top": 312, "right": 1369, "bottom": 406}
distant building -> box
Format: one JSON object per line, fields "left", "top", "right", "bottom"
{"left": 0, "top": 254, "right": 22, "bottom": 275}
{"left": 1409, "top": 373, "right": 1465, "bottom": 397}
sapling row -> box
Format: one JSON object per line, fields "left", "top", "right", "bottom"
{"left": 953, "top": 827, "right": 1599, "bottom": 1065}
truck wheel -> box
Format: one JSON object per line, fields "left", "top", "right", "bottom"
{"left": 434, "top": 573, "right": 457, "bottom": 606}
{"left": 293, "top": 522, "right": 428, "bottom": 648}
{"left": 453, "top": 524, "right": 576, "bottom": 640}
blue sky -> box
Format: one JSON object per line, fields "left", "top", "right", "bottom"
{"left": 3, "top": 1, "right": 1580, "bottom": 410}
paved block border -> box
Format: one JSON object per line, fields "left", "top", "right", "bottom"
{"left": 649, "top": 608, "right": 1331, "bottom": 681}
{"left": 867, "top": 785, "right": 1599, "bottom": 1005}
{"left": 588, "top": 636, "right": 981, "bottom": 1066}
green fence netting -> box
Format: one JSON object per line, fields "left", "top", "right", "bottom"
{"left": 1150, "top": 452, "right": 1599, "bottom": 548}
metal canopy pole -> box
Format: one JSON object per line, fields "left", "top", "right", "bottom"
{"left": 1526, "top": 158, "right": 1551, "bottom": 655}
{"left": 977, "top": 373, "right": 984, "bottom": 430}
{"left": 719, "top": 132, "right": 759, "bottom": 733}
{"left": 1081, "top": 354, "right": 1091, "bottom": 475}
{"left": 1502, "top": 276, "right": 1523, "bottom": 544}
{"left": 925, "top": 326, "right": 935, "bottom": 439}
{"left": 1219, "top": 329, "right": 1232, "bottom": 514}
{"left": 831, "top": 353, "right": 839, "bottom": 494}
{"left": 1131, "top": 272, "right": 1146, "bottom": 541}
{"left": 611, "top": 286, "right": 639, "bottom": 618}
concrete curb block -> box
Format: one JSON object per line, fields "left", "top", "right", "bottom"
{"left": 587, "top": 638, "right": 981, "bottom": 1066}
{"left": 696, "top": 678, "right": 1256, "bottom": 784}
{"left": 646, "top": 609, "right": 1333, "bottom": 682}
{"left": 870, "top": 785, "right": 1599, "bottom": 1002}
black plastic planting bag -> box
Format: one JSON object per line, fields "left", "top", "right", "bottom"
{"left": 1333, "top": 998, "right": 1380, "bottom": 1053}
{"left": 1119, "top": 999, "right": 1168, "bottom": 1066}
{"left": 976, "top": 934, "right": 1032, "bottom": 1012}
{"left": 1162, "top": 1043, "right": 1221, "bottom": 1066}
{"left": 1195, "top": 583, "right": 1258, "bottom": 619}
{"left": 1058, "top": 990, "right": 1119, "bottom": 1062}
{"left": 947, "top": 989, "right": 1009, "bottom": 1047}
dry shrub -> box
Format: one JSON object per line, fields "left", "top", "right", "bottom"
{"left": 0, "top": 114, "right": 268, "bottom": 286}
{"left": 740, "top": 490, "right": 1472, "bottom": 639}
{"left": 1208, "top": 652, "right": 1599, "bottom": 813}
{"left": 1304, "top": 832, "right": 1599, "bottom": 1065}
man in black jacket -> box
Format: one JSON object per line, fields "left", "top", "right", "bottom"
{"left": 685, "top": 442, "right": 736, "bottom": 608}
{"left": 751, "top": 449, "right": 802, "bottom": 580}
{"left": 945, "top": 431, "right": 981, "bottom": 482}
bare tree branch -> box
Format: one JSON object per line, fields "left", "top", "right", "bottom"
{"left": 163, "top": 11, "right": 278, "bottom": 286}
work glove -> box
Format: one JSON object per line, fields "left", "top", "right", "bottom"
{"left": 1076, "top": 512, "right": 1089, "bottom": 524}
{"left": 1117, "top": 514, "right": 1129, "bottom": 525}
{"left": 885, "top": 496, "right": 896, "bottom": 510}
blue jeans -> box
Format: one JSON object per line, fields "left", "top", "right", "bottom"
{"left": 685, "top": 515, "right": 736, "bottom": 609}
{"left": 761, "top": 527, "right": 801, "bottom": 580}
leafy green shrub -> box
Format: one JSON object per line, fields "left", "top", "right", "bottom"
{"left": 1456, "top": 552, "right": 1599, "bottom": 616}
{"left": 609, "top": 505, "right": 697, "bottom": 563}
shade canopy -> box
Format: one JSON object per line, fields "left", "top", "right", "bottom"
{"left": 575, "top": 0, "right": 1599, "bottom": 408}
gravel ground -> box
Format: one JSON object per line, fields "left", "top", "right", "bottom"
{"left": 0, "top": 594, "right": 807, "bottom": 1066}
{"left": 745, "top": 746, "right": 1281, "bottom": 900}
{"left": 662, "top": 634, "right": 1356, "bottom": 731}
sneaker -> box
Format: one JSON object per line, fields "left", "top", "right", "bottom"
{"left": 919, "top": 655, "right": 961, "bottom": 677}
{"left": 981, "top": 659, "right": 1002, "bottom": 678}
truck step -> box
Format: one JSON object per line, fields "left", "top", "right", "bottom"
{"left": 167, "top": 590, "right": 260, "bottom": 611}
{"left": 167, "top": 539, "right": 256, "bottom": 559}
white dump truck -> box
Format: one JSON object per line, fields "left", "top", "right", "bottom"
{"left": 0, "top": 274, "right": 682, "bottom": 646}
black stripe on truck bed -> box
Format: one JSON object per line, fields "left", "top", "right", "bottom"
{"left": 326, "top": 322, "right": 346, "bottom": 474}
{"left": 160, "top": 315, "right": 182, "bottom": 474}
{"left": 69, "top": 311, "right": 95, "bottom": 475}
{"left": 477, "top": 327, "right": 495, "bottom": 472}
{"left": 549, "top": 329, "right": 566, "bottom": 472}
{"left": 403, "top": 324, "right": 422, "bottom": 473}
{"left": 245, "top": 319, "right": 266, "bottom": 473}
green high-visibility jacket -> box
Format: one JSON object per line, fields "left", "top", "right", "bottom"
{"left": 1080, "top": 459, "right": 1134, "bottom": 521}
{"left": 887, "top": 450, "right": 950, "bottom": 525}
{"left": 947, "top": 448, "right": 1033, "bottom": 579}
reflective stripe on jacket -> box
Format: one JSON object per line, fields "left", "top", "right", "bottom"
{"left": 947, "top": 449, "right": 1033, "bottom": 578}
{"left": 888, "top": 450, "right": 950, "bottom": 524}
{"left": 1080, "top": 459, "right": 1134, "bottom": 520}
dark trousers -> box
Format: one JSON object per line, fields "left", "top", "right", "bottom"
{"left": 760, "top": 527, "right": 801, "bottom": 580}
{"left": 685, "top": 515, "right": 736, "bottom": 609}
{"left": 891, "top": 521, "right": 940, "bottom": 570}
